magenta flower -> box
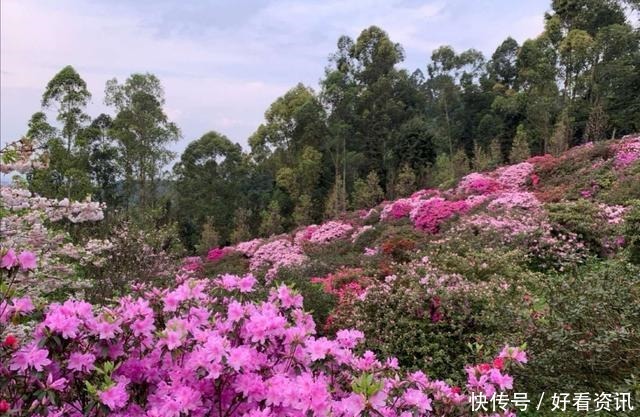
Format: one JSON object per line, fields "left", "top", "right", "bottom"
{"left": 98, "top": 378, "right": 129, "bottom": 410}
{"left": 1, "top": 249, "right": 18, "bottom": 269}
{"left": 9, "top": 343, "right": 52, "bottom": 372}
{"left": 67, "top": 352, "right": 96, "bottom": 372}
{"left": 17, "top": 251, "right": 37, "bottom": 270}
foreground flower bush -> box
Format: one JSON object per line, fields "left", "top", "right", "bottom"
{"left": 0, "top": 269, "right": 525, "bottom": 417}
{"left": 1, "top": 185, "right": 107, "bottom": 300}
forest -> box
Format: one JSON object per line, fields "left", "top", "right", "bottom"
{"left": 1, "top": 0, "right": 640, "bottom": 416}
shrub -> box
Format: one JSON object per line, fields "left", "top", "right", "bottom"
{"left": 624, "top": 200, "right": 640, "bottom": 264}
{"left": 523, "top": 259, "right": 640, "bottom": 395}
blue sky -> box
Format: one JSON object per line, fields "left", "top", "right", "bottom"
{"left": 1, "top": 0, "right": 549, "bottom": 153}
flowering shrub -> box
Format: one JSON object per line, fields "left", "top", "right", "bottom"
{"left": 613, "top": 135, "right": 640, "bottom": 169}
{"left": 306, "top": 221, "right": 354, "bottom": 244}
{"left": 1, "top": 268, "right": 527, "bottom": 417}
{"left": 410, "top": 198, "right": 468, "bottom": 233}
{"left": 206, "top": 247, "right": 230, "bottom": 262}
{"left": 331, "top": 255, "right": 531, "bottom": 384}
{"left": 495, "top": 162, "right": 534, "bottom": 190}
{"left": 1, "top": 184, "right": 107, "bottom": 300}
{"left": 0, "top": 137, "right": 48, "bottom": 174}
{"left": 380, "top": 199, "right": 414, "bottom": 220}
{"left": 457, "top": 173, "right": 502, "bottom": 195}
{"left": 249, "top": 238, "right": 307, "bottom": 280}
{"left": 233, "top": 239, "right": 263, "bottom": 256}
{"left": 487, "top": 192, "right": 542, "bottom": 211}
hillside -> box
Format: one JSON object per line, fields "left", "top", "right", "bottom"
{"left": 1, "top": 134, "right": 639, "bottom": 416}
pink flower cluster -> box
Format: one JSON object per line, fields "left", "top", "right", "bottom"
{"left": 1, "top": 249, "right": 37, "bottom": 271}
{"left": 613, "top": 135, "right": 640, "bottom": 169}
{"left": 381, "top": 199, "right": 415, "bottom": 220}
{"left": 306, "top": 221, "right": 354, "bottom": 244}
{"left": 410, "top": 198, "right": 469, "bottom": 233}
{"left": 466, "top": 346, "right": 527, "bottom": 398}
{"left": 1, "top": 187, "right": 105, "bottom": 223}
{"left": 249, "top": 238, "right": 307, "bottom": 280}
{"left": 599, "top": 204, "right": 627, "bottom": 225}
{"left": 458, "top": 173, "right": 502, "bottom": 195}
{"left": 487, "top": 192, "right": 542, "bottom": 211}
{"left": 0, "top": 272, "right": 526, "bottom": 417}
{"left": 495, "top": 162, "right": 535, "bottom": 190}
{"left": 233, "top": 239, "right": 263, "bottom": 256}
{"left": 206, "top": 247, "right": 231, "bottom": 262}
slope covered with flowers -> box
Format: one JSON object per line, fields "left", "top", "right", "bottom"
{"left": 2, "top": 134, "right": 640, "bottom": 416}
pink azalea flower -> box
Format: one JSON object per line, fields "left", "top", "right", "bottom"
{"left": 238, "top": 274, "right": 256, "bottom": 293}
{"left": 68, "top": 352, "right": 96, "bottom": 372}
{"left": 403, "top": 388, "right": 432, "bottom": 412}
{"left": 98, "top": 378, "right": 129, "bottom": 410}
{"left": 17, "top": 250, "right": 37, "bottom": 270}
{"left": 9, "top": 343, "right": 52, "bottom": 372}
{"left": 1, "top": 249, "right": 18, "bottom": 269}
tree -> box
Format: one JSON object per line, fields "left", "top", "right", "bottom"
{"left": 230, "top": 208, "right": 252, "bottom": 244}
{"left": 249, "top": 84, "right": 326, "bottom": 165}
{"left": 173, "top": 131, "right": 246, "bottom": 247}
{"left": 78, "top": 114, "right": 121, "bottom": 205}
{"left": 352, "top": 171, "right": 385, "bottom": 209}
{"left": 472, "top": 141, "right": 492, "bottom": 171}
{"left": 451, "top": 149, "right": 471, "bottom": 180}
{"left": 324, "top": 174, "right": 347, "bottom": 219}
{"left": 293, "top": 194, "right": 314, "bottom": 226}
{"left": 509, "top": 124, "right": 531, "bottom": 163}
{"left": 259, "top": 200, "right": 284, "bottom": 236}
{"left": 489, "top": 37, "right": 520, "bottom": 88}
{"left": 394, "top": 164, "right": 417, "bottom": 198}
{"left": 196, "top": 218, "right": 220, "bottom": 255}
{"left": 30, "top": 66, "right": 93, "bottom": 200}
{"left": 548, "top": 110, "right": 571, "bottom": 156}
{"left": 105, "top": 73, "right": 180, "bottom": 210}
{"left": 488, "top": 137, "right": 504, "bottom": 168}
{"left": 41, "top": 65, "right": 91, "bottom": 154}
{"left": 584, "top": 101, "right": 608, "bottom": 141}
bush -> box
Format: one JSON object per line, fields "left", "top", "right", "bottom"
{"left": 523, "top": 259, "right": 640, "bottom": 396}
{"left": 624, "top": 200, "right": 640, "bottom": 264}
{"left": 334, "top": 254, "right": 531, "bottom": 384}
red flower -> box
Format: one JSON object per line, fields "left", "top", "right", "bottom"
{"left": 478, "top": 363, "right": 491, "bottom": 373}
{"left": 0, "top": 399, "right": 9, "bottom": 413}
{"left": 3, "top": 334, "right": 18, "bottom": 350}
{"left": 530, "top": 173, "right": 540, "bottom": 187}
{"left": 493, "top": 357, "right": 505, "bottom": 370}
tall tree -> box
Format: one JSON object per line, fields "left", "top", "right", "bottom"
{"left": 173, "top": 131, "right": 246, "bottom": 248}
{"left": 105, "top": 73, "right": 180, "bottom": 210}
{"left": 29, "top": 66, "right": 93, "bottom": 200}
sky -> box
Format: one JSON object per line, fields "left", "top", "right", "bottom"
{"left": 1, "top": 0, "right": 550, "bottom": 154}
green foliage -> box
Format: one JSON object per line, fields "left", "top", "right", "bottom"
{"left": 293, "top": 194, "right": 313, "bottom": 226}
{"left": 488, "top": 137, "right": 503, "bottom": 168}
{"left": 548, "top": 110, "right": 570, "bottom": 156}
{"left": 324, "top": 174, "right": 347, "bottom": 219}
{"left": 352, "top": 171, "right": 384, "bottom": 209}
{"left": 524, "top": 259, "right": 640, "bottom": 394}
{"left": 196, "top": 218, "right": 220, "bottom": 255}
{"left": 584, "top": 101, "right": 609, "bottom": 141}
{"left": 173, "top": 131, "right": 246, "bottom": 246}
{"left": 230, "top": 207, "right": 252, "bottom": 244}
{"left": 624, "top": 200, "right": 640, "bottom": 264}
{"left": 259, "top": 200, "right": 284, "bottom": 237}
{"left": 509, "top": 124, "right": 531, "bottom": 163}
{"left": 472, "top": 141, "right": 492, "bottom": 171}
{"left": 106, "top": 73, "right": 180, "bottom": 210}
{"left": 394, "top": 164, "right": 417, "bottom": 198}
